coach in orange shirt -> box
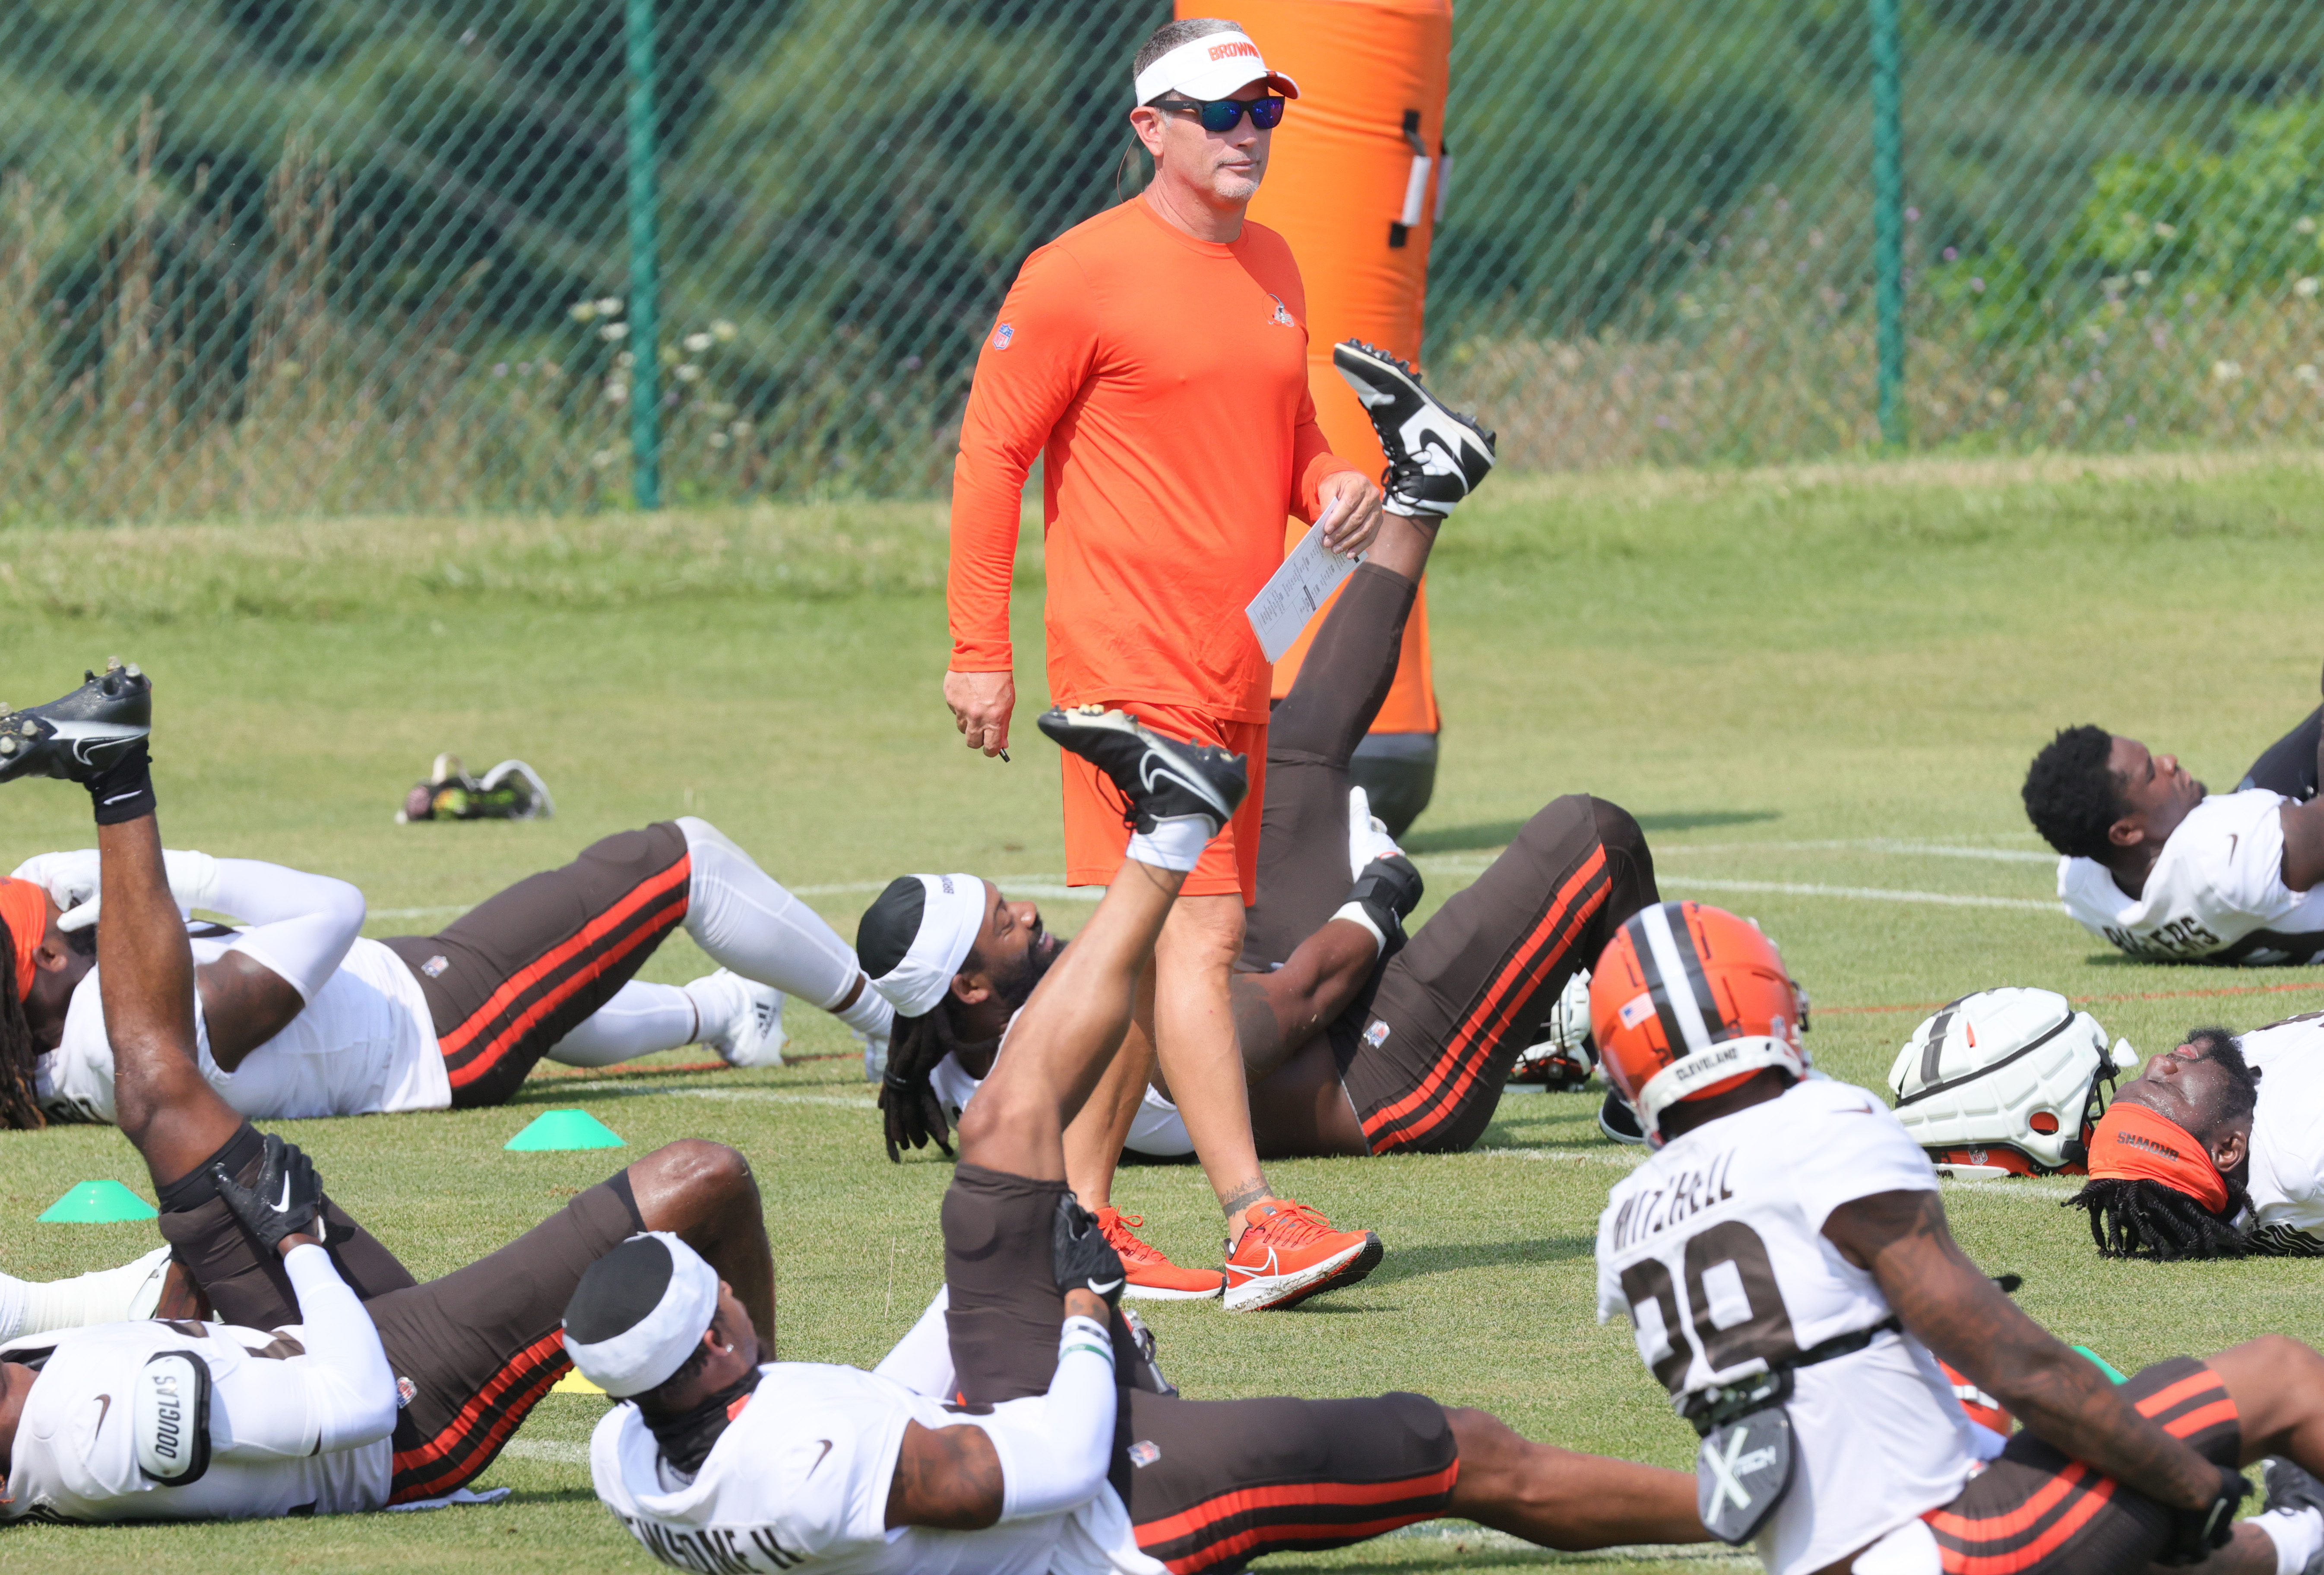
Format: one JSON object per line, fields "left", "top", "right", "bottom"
{"left": 944, "top": 18, "right": 1385, "bottom": 1308}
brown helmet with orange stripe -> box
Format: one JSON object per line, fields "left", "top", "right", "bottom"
{"left": 1588, "top": 901, "right": 1809, "bottom": 1148}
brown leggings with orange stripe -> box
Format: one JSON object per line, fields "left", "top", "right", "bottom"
{"left": 1337, "top": 794, "right": 1656, "bottom": 1154}
{"left": 383, "top": 822, "right": 692, "bottom": 1107}
{"left": 941, "top": 1167, "right": 1459, "bottom": 1575}
{"left": 1925, "top": 1357, "right": 2239, "bottom": 1574}
{"left": 157, "top": 1119, "right": 643, "bottom": 1505}
{"left": 1239, "top": 562, "right": 1656, "bottom": 1154}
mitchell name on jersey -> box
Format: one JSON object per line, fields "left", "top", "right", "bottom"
{"left": 2059, "top": 788, "right": 2324, "bottom": 965}
{"left": 1596, "top": 1078, "right": 1981, "bottom": 1575}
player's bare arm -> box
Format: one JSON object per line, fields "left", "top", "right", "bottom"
{"left": 2281, "top": 793, "right": 2324, "bottom": 890}
{"left": 1228, "top": 918, "right": 1378, "bottom": 1082}
{"left": 196, "top": 949, "right": 307, "bottom": 1070}
{"left": 1823, "top": 1188, "right": 2223, "bottom": 1512}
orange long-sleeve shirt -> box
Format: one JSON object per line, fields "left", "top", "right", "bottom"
{"left": 948, "top": 199, "right": 1356, "bottom": 724}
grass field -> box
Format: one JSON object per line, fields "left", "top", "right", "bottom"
{"left": 4, "top": 452, "right": 2324, "bottom": 1572}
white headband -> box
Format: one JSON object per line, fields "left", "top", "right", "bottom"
{"left": 562, "top": 1232, "right": 719, "bottom": 1398}
{"left": 1134, "top": 31, "right": 1298, "bottom": 108}
{"left": 870, "top": 873, "right": 986, "bottom": 1019}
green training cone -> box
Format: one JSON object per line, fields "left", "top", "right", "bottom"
{"left": 39, "top": 1180, "right": 159, "bottom": 1223}
{"left": 505, "top": 1108, "right": 625, "bottom": 1152}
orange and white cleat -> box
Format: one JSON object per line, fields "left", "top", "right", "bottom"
{"left": 1098, "top": 1207, "right": 1224, "bottom": 1301}
{"left": 1221, "top": 1198, "right": 1382, "bottom": 1312}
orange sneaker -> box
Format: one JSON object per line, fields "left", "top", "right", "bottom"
{"left": 1099, "top": 1207, "right": 1225, "bottom": 1301}
{"left": 1221, "top": 1198, "right": 1383, "bottom": 1312}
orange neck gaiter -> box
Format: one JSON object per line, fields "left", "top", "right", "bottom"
{"left": 0, "top": 878, "right": 47, "bottom": 1003}
{"left": 2088, "top": 1100, "right": 2230, "bottom": 1215}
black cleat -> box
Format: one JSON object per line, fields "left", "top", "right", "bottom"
{"left": 1036, "top": 705, "right": 1247, "bottom": 835}
{"left": 1598, "top": 1088, "right": 1648, "bottom": 1145}
{"left": 0, "top": 660, "right": 152, "bottom": 786}
{"left": 1333, "top": 339, "right": 1496, "bottom": 520}
{"left": 2265, "top": 1458, "right": 2324, "bottom": 1575}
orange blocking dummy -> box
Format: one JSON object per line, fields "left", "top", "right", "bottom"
{"left": 1207, "top": 0, "right": 1454, "bottom": 831}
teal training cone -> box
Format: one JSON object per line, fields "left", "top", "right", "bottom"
{"left": 505, "top": 1109, "right": 625, "bottom": 1151}
{"left": 39, "top": 1180, "right": 159, "bottom": 1223}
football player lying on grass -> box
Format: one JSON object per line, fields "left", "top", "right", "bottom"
{"left": 865, "top": 402, "right": 1658, "bottom": 1304}
{"left": 0, "top": 753, "right": 892, "bottom": 1131}
{"left": 2068, "top": 1009, "right": 2324, "bottom": 1260}
{"left": 2022, "top": 666, "right": 2324, "bottom": 965}
{"left": 571, "top": 702, "right": 1711, "bottom": 1574}
{"left": 0, "top": 665, "right": 776, "bottom": 1522}
{"left": 1590, "top": 898, "right": 2324, "bottom": 1574}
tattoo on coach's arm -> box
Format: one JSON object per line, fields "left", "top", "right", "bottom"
{"left": 885, "top": 1421, "right": 1004, "bottom": 1531}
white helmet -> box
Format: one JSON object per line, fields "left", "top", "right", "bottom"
{"left": 1886, "top": 987, "right": 2137, "bottom": 1177}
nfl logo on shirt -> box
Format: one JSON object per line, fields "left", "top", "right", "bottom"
{"left": 992, "top": 323, "right": 1014, "bottom": 350}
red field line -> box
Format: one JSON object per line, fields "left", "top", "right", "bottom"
{"left": 1823, "top": 977, "right": 2324, "bottom": 1018}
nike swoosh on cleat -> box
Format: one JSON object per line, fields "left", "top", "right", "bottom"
{"left": 1137, "top": 757, "right": 1231, "bottom": 817}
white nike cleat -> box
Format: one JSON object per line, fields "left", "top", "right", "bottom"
{"left": 697, "top": 970, "right": 786, "bottom": 1068}
{"left": 1346, "top": 786, "right": 1405, "bottom": 879}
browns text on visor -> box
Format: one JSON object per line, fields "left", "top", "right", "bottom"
{"left": 1133, "top": 32, "right": 1299, "bottom": 106}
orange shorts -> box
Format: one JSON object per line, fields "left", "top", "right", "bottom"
{"left": 1060, "top": 700, "right": 1266, "bottom": 903}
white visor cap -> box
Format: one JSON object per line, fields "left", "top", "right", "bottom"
{"left": 1134, "top": 31, "right": 1298, "bottom": 107}
{"left": 562, "top": 1231, "right": 721, "bottom": 1398}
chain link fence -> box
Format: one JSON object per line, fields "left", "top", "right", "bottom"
{"left": 6, "top": 1, "right": 2324, "bottom": 524}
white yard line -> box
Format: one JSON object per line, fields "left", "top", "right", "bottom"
{"left": 545, "top": 1082, "right": 878, "bottom": 1109}
{"left": 500, "top": 1439, "right": 589, "bottom": 1464}
{"left": 1662, "top": 876, "right": 2055, "bottom": 911}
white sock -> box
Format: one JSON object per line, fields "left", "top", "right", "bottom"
{"left": 836, "top": 976, "right": 893, "bottom": 1040}
{"left": 677, "top": 817, "right": 867, "bottom": 1011}
{"left": 1331, "top": 901, "right": 1389, "bottom": 957}
{"left": 15, "top": 1246, "right": 174, "bottom": 1336}
{"left": 1125, "top": 814, "right": 1212, "bottom": 874}
{"left": 2258, "top": 1505, "right": 2324, "bottom": 1575}
{"left": 545, "top": 980, "right": 698, "bottom": 1067}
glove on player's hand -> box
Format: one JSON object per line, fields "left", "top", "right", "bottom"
{"left": 879, "top": 1026, "right": 953, "bottom": 1163}
{"left": 2158, "top": 1464, "right": 2250, "bottom": 1565}
{"left": 212, "top": 1132, "right": 330, "bottom": 1252}
{"left": 1052, "top": 1196, "right": 1125, "bottom": 1308}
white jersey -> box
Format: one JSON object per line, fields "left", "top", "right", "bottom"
{"left": 2058, "top": 789, "right": 2324, "bottom": 965}
{"left": 36, "top": 933, "right": 447, "bottom": 1125}
{"left": 929, "top": 1035, "right": 1193, "bottom": 1161}
{"left": 590, "top": 1362, "right": 1157, "bottom": 1575}
{"left": 2234, "top": 1013, "right": 2324, "bottom": 1249}
{"left": 2, "top": 1317, "right": 390, "bottom": 1521}
{"left": 1596, "top": 1079, "right": 1979, "bottom": 1575}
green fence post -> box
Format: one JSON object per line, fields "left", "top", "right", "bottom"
{"left": 1870, "top": 0, "right": 1906, "bottom": 449}
{"left": 626, "top": 0, "right": 662, "bottom": 509}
